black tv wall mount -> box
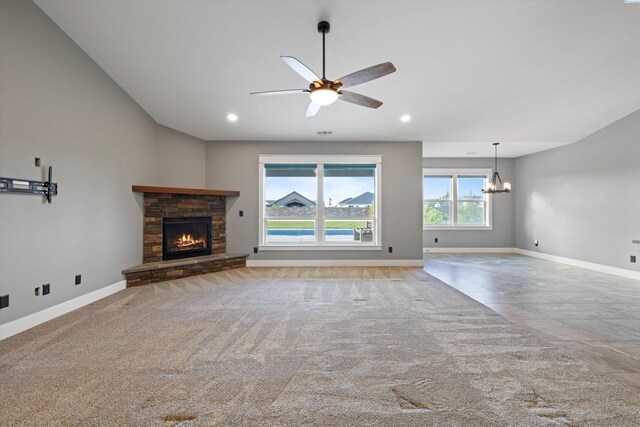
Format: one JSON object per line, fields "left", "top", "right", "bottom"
{"left": 0, "top": 166, "right": 58, "bottom": 203}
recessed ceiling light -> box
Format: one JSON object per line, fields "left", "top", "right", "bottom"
{"left": 400, "top": 114, "right": 411, "bottom": 122}
{"left": 227, "top": 113, "right": 238, "bottom": 122}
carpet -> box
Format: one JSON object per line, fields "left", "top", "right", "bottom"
{"left": 0, "top": 267, "right": 638, "bottom": 426}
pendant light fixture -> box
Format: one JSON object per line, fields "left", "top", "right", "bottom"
{"left": 482, "top": 143, "right": 511, "bottom": 194}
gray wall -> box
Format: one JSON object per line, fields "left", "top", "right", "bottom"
{"left": 515, "top": 109, "right": 640, "bottom": 272}
{"left": 205, "top": 140, "right": 423, "bottom": 261}
{"left": 0, "top": 0, "right": 205, "bottom": 325}
{"left": 155, "top": 124, "right": 206, "bottom": 188}
{"left": 422, "top": 158, "right": 515, "bottom": 249}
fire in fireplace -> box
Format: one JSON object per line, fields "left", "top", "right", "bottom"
{"left": 163, "top": 217, "right": 211, "bottom": 260}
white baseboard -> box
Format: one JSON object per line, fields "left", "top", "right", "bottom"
{"left": 0, "top": 280, "right": 126, "bottom": 341}
{"left": 247, "top": 259, "right": 424, "bottom": 267}
{"left": 514, "top": 249, "right": 640, "bottom": 281}
{"left": 424, "top": 247, "right": 516, "bottom": 254}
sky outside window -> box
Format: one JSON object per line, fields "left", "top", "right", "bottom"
{"left": 424, "top": 176, "right": 452, "bottom": 199}
{"left": 265, "top": 176, "right": 373, "bottom": 205}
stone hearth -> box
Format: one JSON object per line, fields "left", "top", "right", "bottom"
{"left": 122, "top": 253, "right": 247, "bottom": 287}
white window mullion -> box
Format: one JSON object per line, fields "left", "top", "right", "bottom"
{"left": 452, "top": 174, "right": 458, "bottom": 227}
{"left": 258, "top": 162, "right": 265, "bottom": 246}
{"left": 317, "top": 163, "right": 325, "bottom": 245}
{"left": 375, "top": 162, "right": 382, "bottom": 245}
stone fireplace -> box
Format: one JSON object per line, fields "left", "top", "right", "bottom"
{"left": 122, "top": 186, "right": 248, "bottom": 287}
{"left": 142, "top": 192, "right": 226, "bottom": 263}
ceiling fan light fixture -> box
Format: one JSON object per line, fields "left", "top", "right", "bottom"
{"left": 310, "top": 88, "right": 339, "bottom": 106}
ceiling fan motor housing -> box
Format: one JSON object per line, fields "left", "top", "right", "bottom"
{"left": 309, "top": 80, "right": 341, "bottom": 91}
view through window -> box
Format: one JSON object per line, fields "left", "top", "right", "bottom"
{"left": 423, "top": 169, "right": 491, "bottom": 228}
{"left": 261, "top": 157, "right": 380, "bottom": 246}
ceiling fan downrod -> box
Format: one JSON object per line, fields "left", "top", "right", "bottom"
{"left": 318, "top": 21, "right": 330, "bottom": 80}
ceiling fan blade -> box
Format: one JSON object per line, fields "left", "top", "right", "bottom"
{"left": 337, "top": 62, "right": 396, "bottom": 88}
{"left": 338, "top": 91, "right": 383, "bottom": 109}
{"left": 250, "top": 89, "right": 309, "bottom": 96}
{"left": 281, "top": 56, "right": 321, "bottom": 83}
{"left": 306, "top": 102, "right": 321, "bottom": 117}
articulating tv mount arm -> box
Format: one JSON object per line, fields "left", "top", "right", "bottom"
{"left": 0, "top": 166, "right": 58, "bottom": 203}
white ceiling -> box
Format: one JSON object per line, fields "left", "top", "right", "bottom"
{"left": 35, "top": 0, "right": 640, "bottom": 157}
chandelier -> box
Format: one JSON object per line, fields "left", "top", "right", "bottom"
{"left": 482, "top": 143, "right": 511, "bottom": 194}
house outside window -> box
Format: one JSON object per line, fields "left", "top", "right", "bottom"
{"left": 423, "top": 168, "right": 493, "bottom": 230}
{"left": 259, "top": 155, "right": 382, "bottom": 249}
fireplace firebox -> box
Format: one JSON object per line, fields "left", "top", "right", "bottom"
{"left": 163, "top": 217, "right": 211, "bottom": 260}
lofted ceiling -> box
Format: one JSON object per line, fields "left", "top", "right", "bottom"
{"left": 35, "top": 0, "right": 640, "bottom": 157}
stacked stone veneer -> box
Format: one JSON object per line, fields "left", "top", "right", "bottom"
{"left": 143, "top": 193, "right": 225, "bottom": 263}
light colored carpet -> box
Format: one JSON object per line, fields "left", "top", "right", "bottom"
{"left": 1, "top": 267, "right": 639, "bottom": 426}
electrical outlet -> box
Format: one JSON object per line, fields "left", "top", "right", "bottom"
{"left": 534, "top": 240, "right": 539, "bottom": 247}
{"left": 631, "top": 255, "right": 637, "bottom": 263}
{"left": 35, "top": 157, "right": 41, "bottom": 167}
{"left": 434, "top": 238, "right": 438, "bottom": 243}
{"left": 0, "top": 294, "right": 9, "bottom": 309}
{"left": 388, "top": 246, "right": 393, "bottom": 253}
{"left": 75, "top": 274, "right": 82, "bottom": 285}
{"left": 42, "top": 284, "right": 50, "bottom": 295}
{"left": 239, "top": 210, "right": 244, "bottom": 217}
{"left": 253, "top": 247, "right": 258, "bottom": 254}
{"left": 34, "top": 287, "right": 40, "bottom": 296}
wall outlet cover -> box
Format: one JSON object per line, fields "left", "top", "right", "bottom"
{"left": 34, "top": 287, "right": 40, "bottom": 296}
{"left": 253, "top": 247, "right": 258, "bottom": 254}
{"left": 0, "top": 294, "right": 8, "bottom": 309}
{"left": 631, "top": 255, "right": 637, "bottom": 263}
{"left": 239, "top": 210, "right": 244, "bottom": 217}
{"left": 75, "top": 274, "right": 82, "bottom": 285}
{"left": 43, "top": 283, "right": 50, "bottom": 295}
{"left": 388, "top": 247, "right": 393, "bottom": 253}
{"left": 434, "top": 238, "right": 438, "bottom": 243}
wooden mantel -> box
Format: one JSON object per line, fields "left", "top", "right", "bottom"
{"left": 132, "top": 185, "right": 239, "bottom": 197}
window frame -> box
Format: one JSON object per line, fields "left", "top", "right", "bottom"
{"left": 423, "top": 168, "right": 493, "bottom": 231}
{"left": 259, "top": 155, "right": 382, "bottom": 250}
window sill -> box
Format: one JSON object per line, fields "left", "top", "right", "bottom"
{"left": 258, "top": 245, "right": 382, "bottom": 251}
{"left": 423, "top": 226, "right": 493, "bottom": 231}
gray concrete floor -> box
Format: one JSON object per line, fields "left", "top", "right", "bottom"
{"left": 424, "top": 253, "right": 640, "bottom": 390}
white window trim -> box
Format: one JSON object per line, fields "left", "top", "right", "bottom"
{"left": 423, "top": 168, "right": 493, "bottom": 230}
{"left": 259, "top": 155, "right": 382, "bottom": 249}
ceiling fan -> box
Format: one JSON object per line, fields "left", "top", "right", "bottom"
{"left": 250, "top": 21, "right": 396, "bottom": 117}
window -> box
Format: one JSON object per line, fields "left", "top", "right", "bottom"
{"left": 260, "top": 155, "right": 381, "bottom": 249}
{"left": 423, "top": 169, "right": 492, "bottom": 229}
{"left": 264, "top": 164, "right": 317, "bottom": 244}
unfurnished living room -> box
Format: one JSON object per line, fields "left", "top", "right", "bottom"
{"left": 1, "top": 0, "right": 640, "bottom": 425}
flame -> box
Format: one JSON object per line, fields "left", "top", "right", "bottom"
{"left": 175, "top": 233, "right": 206, "bottom": 250}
